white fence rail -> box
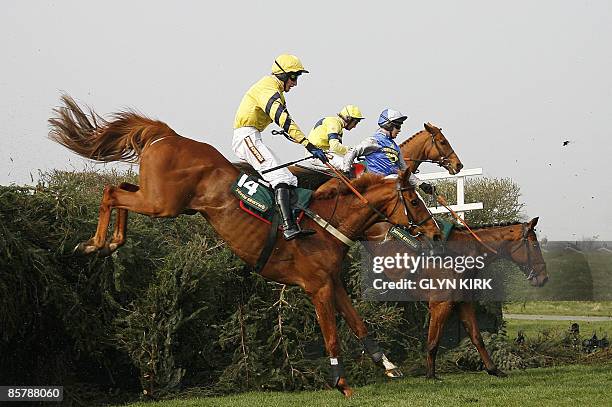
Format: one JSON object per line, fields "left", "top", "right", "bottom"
{"left": 419, "top": 167, "right": 483, "bottom": 219}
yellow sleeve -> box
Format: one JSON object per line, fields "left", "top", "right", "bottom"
{"left": 260, "top": 91, "right": 308, "bottom": 145}
{"left": 329, "top": 138, "right": 348, "bottom": 155}
{"left": 324, "top": 118, "right": 346, "bottom": 154}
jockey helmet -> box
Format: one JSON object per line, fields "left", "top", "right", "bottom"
{"left": 271, "top": 54, "right": 309, "bottom": 77}
{"left": 378, "top": 108, "right": 408, "bottom": 130}
{"left": 338, "top": 105, "right": 364, "bottom": 122}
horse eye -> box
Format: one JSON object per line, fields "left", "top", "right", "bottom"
{"left": 410, "top": 199, "right": 418, "bottom": 206}
{"left": 440, "top": 140, "right": 447, "bottom": 145}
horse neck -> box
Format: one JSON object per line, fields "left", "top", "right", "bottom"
{"left": 310, "top": 186, "right": 393, "bottom": 240}
{"left": 448, "top": 226, "right": 513, "bottom": 263}
{"left": 399, "top": 131, "right": 430, "bottom": 173}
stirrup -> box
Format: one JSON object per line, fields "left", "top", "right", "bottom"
{"left": 283, "top": 226, "right": 315, "bottom": 241}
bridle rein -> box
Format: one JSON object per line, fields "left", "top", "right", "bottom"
{"left": 509, "top": 224, "right": 545, "bottom": 281}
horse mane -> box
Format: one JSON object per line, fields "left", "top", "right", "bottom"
{"left": 314, "top": 173, "right": 387, "bottom": 200}
{"left": 398, "top": 129, "right": 429, "bottom": 148}
{"left": 456, "top": 221, "right": 524, "bottom": 231}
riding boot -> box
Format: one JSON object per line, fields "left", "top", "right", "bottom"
{"left": 275, "top": 185, "right": 315, "bottom": 240}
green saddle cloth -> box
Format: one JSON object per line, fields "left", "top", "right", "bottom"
{"left": 437, "top": 218, "right": 456, "bottom": 241}
{"left": 231, "top": 172, "right": 313, "bottom": 220}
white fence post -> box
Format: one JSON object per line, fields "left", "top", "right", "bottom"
{"left": 456, "top": 176, "right": 465, "bottom": 219}
{"left": 417, "top": 168, "right": 483, "bottom": 218}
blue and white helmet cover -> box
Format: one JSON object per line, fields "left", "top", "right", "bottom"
{"left": 378, "top": 108, "right": 408, "bottom": 127}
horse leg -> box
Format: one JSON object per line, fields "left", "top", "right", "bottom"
{"left": 308, "top": 280, "right": 353, "bottom": 397}
{"left": 332, "top": 277, "right": 402, "bottom": 378}
{"left": 76, "top": 184, "right": 182, "bottom": 256}
{"left": 75, "top": 185, "right": 118, "bottom": 255}
{"left": 457, "top": 302, "right": 507, "bottom": 377}
{"left": 426, "top": 301, "right": 454, "bottom": 379}
{"left": 106, "top": 183, "right": 139, "bottom": 254}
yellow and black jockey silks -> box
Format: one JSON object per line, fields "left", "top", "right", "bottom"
{"left": 307, "top": 116, "right": 348, "bottom": 155}
{"left": 234, "top": 75, "right": 308, "bottom": 145}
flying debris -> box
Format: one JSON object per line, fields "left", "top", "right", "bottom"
{"left": 563, "top": 140, "right": 571, "bottom": 146}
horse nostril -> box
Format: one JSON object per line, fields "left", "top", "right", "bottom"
{"left": 433, "top": 234, "right": 441, "bottom": 241}
{"left": 457, "top": 163, "right": 464, "bottom": 171}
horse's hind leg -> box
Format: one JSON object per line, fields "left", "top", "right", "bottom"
{"left": 76, "top": 183, "right": 182, "bottom": 256}
{"left": 75, "top": 184, "right": 118, "bottom": 255}
{"left": 457, "top": 302, "right": 507, "bottom": 377}
{"left": 106, "top": 183, "right": 140, "bottom": 253}
{"left": 332, "top": 277, "right": 402, "bottom": 378}
{"left": 426, "top": 301, "right": 454, "bottom": 379}
{"left": 307, "top": 280, "right": 353, "bottom": 397}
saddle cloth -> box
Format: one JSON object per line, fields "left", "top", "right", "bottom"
{"left": 231, "top": 172, "right": 313, "bottom": 222}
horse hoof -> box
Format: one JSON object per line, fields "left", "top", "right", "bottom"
{"left": 487, "top": 368, "right": 507, "bottom": 378}
{"left": 385, "top": 368, "right": 403, "bottom": 378}
{"left": 97, "top": 244, "right": 113, "bottom": 257}
{"left": 74, "top": 242, "right": 96, "bottom": 255}
{"left": 336, "top": 378, "right": 353, "bottom": 398}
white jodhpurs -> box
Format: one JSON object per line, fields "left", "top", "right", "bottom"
{"left": 232, "top": 127, "right": 298, "bottom": 188}
{"left": 303, "top": 150, "right": 344, "bottom": 170}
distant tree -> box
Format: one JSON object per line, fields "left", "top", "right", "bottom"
{"left": 421, "top": 176, "right": 524, "bottom": 225}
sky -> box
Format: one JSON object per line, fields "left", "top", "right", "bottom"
{"left": 1, "top": 1, "right": 611, "bottom": 240}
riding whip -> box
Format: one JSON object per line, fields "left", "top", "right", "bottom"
{"left": 435, "top": 194, "right": 498, "bottom": 254}
{"left": 261, "top": 156, "right": 317, "bottom": 174}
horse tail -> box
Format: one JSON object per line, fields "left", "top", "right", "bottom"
{"left": 48, "top": 94, "right": 178, "bottom": 163}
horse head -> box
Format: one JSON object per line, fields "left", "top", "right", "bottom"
{"left": 423, "top": 122, "right": 463, "bottom": 175}
{"left": 507, "top": 217, "right": 548, "bottom": 287}
{"left": 382, "top": 170, "right": 441, "bottom": 242}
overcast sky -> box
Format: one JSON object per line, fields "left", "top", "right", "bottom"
{"left": 1, "top": 1, "right": 611, "bottom": 240}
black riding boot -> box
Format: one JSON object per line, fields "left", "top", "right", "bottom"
{"left": 275, "top": 185, "right": 315, "bottom": 240}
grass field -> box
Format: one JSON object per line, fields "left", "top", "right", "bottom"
{"left": 120, "top": 363, "right": 612, "bottom": 407}
{"left": 503, "top": 301, "right": 612, "bottom": 317}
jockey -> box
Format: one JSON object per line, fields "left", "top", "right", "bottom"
{"left": 342, "top": 108, "right": 435, "bottom": 194}
{"left": 306, "top": 105, "right": 364, "bottom": 169}
{"left": 233, "top": 54, "right": 328, "bottom": 240}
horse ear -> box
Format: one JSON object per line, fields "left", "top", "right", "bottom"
{"left": 424, "top": 122, "right": 435, "bottom": 133}
{"left": 399, "top": 170, "right": 410, "bottom": 185}
{"left": 528, "top": 217, "right": 539, "bottom": 229}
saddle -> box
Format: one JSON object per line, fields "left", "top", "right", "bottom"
{"left": 231, "top": 172, "right": 313, "bottom": 224}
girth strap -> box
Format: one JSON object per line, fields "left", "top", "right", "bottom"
{"left": 301, "top": 207, "right": 355, "bottom": 246}
{"left": 254, "top": 213, "right": 281, "bottom": 273}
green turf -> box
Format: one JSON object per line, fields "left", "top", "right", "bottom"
{"left": 119, "top": 363, "right": 612, "bottom": 407}
{"left": 503, "top": 301, "right": 612, "bottom": 317}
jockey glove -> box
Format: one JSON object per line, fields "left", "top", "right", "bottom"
{"left": 305, "top": 142, "right": 329, "bottom": 163}
{"left": 419, "top": 182, "right": 435, "bottom": 195}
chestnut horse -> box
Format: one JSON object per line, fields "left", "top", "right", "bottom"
{"left": 423, "top": 218, "right": 548, "bottom": 378}
{"left": 371, "top": 218, "right": 548, "bottom": 378}
{"left": 48, "top": 95, "right": 441, "bottom": 396}
{"left": 399, "top": 122, "right": 463, "bottom": 175}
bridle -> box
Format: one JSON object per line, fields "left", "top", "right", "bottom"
{"left": 407, "top": 131, "right": 457, "bottom": 172}
{"left": 428, "top": 131, "right": 456, "bottom": 170}
{"left": 394, "top": 182, "right": 434, "bottom": 236}
{"left": 509, "top": 224, "right": 545, "bottom": 281}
